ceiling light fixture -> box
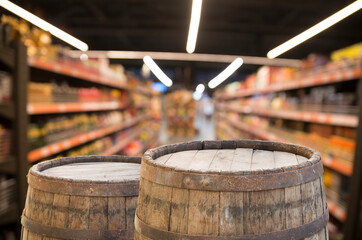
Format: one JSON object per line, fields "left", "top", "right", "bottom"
{"left": 267, "top": 0, "right": 362, "bottom": 59}
{"left": 0, "top": 0, "right": 88, "bottom": 51}
{"left": 69, "top": 51, "right": 300, "bottom": 67}
{"left": 186, "top": 0, "right": 203, "bottom": 53}
{"left": 143, "top": 56, "right": 173, "bottom": 87}
{"left": 196, "top": 83, "right": 205, "bottom": 93}
{"left": 208, "top": 58, "right": 243, "bottom": 89}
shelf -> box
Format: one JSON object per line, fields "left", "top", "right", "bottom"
{"left": 0, "top": 45, "right": 15, "bottom": 69}
{"left": 219, "top": 116, "right": 353, "bottom": 176}
{"left": 217, "top": 122, "right": 239, "bottom": 140}
{"left": 0, "top": 102, "right": 15, "bottom": 119}
{"left": 101, "top": 128, "right": 143, "bottom": 156}
{"left": 218, "top": 104, "right": 358, "bottom": 128}
{"left": 28, "top": 57, "right": 128, "bottom": 90}
{"left": 134, "top": 102, "right": 149, "bottom": 109}
{"left": 326, "top": 198, "right": 347, "bottom": 222}
{"left": 27, "top": 101, "right": 128, "bottom": 115}
{"left": 217, "top": 64, "right": 362, "bottom": 100}
{"left": 0, "top": 204, "right": 18, "bottom": 226}
{"left": 0, "top": 156, "right": 16, "bottom": 174}
{"left": 28, "top": 114, "right": 149, "bottom": 162}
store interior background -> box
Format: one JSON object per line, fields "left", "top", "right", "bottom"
{"left": 0, "top": 0, "right": 362, "bottom": 239}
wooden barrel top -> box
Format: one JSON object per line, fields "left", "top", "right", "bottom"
{"left": 42, "top": 162, "right": 140, "bottom": 182}
{"left": 28, "top": 155, "right": 142, "bottom": 196}
{"left": 153, "top": 149, "right": 309, "bottom": 172}
{"left": 141, "top": 140, "right": 323, "bottom": 191}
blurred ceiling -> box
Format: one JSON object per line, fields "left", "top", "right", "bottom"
{"left": 3, "top": 0, "right": 362, "bottom": 88}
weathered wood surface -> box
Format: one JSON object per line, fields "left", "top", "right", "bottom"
{"left": 135, "top": 142, "right": 328, "bottom": 239}
{"left": 21, "top": 156, "right": 140, "bottom": 240}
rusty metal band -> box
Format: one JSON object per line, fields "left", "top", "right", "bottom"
{"left": 28, "top": 173, "right": 139, "bottom": 197}
{"left": 21, "top": 215, "right": 134, "bottom": 239}
{"left": 135, "top": 210, "right": 329, "bottom": 240}
{"left": 140, "top": 160, "right": 323, "bottom": 191}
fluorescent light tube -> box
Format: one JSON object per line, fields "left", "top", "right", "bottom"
{"left": 267, "top": 0, "right": 362, "bottom": 59}
{"left": 186, "top": 0, "right": 203, "bottom": 53}
{"left": 0, "top": 0, "right": 88, "bottom": 51}
{"left": 196, "top": 83, "right": 205, "bottom": 93}
{"left": 193, "top": 91, "right": 202, "bottom": 101}
{"left": 143, "top": 56, "right": 173, "bottom": 87}
{"left": 208, "top": 58, "right": 243, "bottom": 89}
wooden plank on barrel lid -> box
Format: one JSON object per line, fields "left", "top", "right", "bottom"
{"left": 274, "top": 151, "right": 299, "bottom": 168}
{"left": 88, "top": 197, "right": 108, "bottom": 230}
{"left": 219, "top": 192, "right": 243, "bottom": 235}
{"left": 296, "top": 155, "right": 309, "bottom": 164}
{"left": 188, "top": 150, "right": 218, "bottom": 172}
{"left": 283, "top": 153, "right": 302, "bottom": 229}
{"left": 170, "top": 188, "right": 189, "bottom": 233}
{"left": 251, "top": 150, "right": 275, "bottom": 170}
{"left": 108, "top": 197, "right": 126, "bottom": 230}
{"left": 68, "top": 196, "right": 91, "bottom": 230}
{"left": 164, "top": 150, "right": 198, "bottom": 169}
{"left": 153, "top": 153, "right": 173, "bottom": 165}
{"left": 145, "top": 182, "right": 172, "bottom": 230}
{"left": 230, "top": 148, "right": 253, "bottom": 171}
{"left": 51, "top": 194, "right": 70, "bottom": 228}
{"left": 188, "top": 189, "right": 219, "bottom": 235}
{"left": 209, "top": 149, "right": 235, "bottom": 172}
{"left": 126, "top": 197, "right": 138, "bottom": 230}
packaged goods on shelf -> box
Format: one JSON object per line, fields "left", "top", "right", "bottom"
{"left": 0, "top": 177, "right": 16, "bottom": 215}
{"left": 166, "top": 90, "right": 196, "bottom": 137}
{"left": 331, "top": 42, "right": 362, "bottom": 62}
{"left": 28, "top": 111, "right": 126, "bottom": 150}
{"left": 0, "top": 71, "right": 11, "bottom": 103}
{"left": 28, "top": 81, "right": 128, "bottom": 104}
{"left": 0, "top": 125, "right": 11, "bottom": 160}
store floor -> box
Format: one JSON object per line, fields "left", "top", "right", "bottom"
{"left": 159, "top": 114, "right": 216, "bottom": 146}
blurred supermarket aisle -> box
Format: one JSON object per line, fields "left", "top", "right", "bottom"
{"left": 159, "top": 99, "right": 216, "bottom": 145}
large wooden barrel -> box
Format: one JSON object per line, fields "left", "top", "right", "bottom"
{"left": 21, "top": 155, "right": 141, "bottom": 240}
{"left": 135, "top": 140, "right": 329, "bottom": 239}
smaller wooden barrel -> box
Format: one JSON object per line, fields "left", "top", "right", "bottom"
{"left": 21, "top": 155, "right": 141, "bottom": 240}
{"left": 135, "top": 140, "right": 329, "bottom": 240}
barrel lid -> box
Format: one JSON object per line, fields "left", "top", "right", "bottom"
{"left": 30, "top": 155, "right": 141, "bottom": 183}
{"left": 28, "top": 155, "right": 142, "bottom": 197}
{"left": 141, "top": 140, "right": 323, "bottom": 192}
{"left": 143, "top": 140, "right": 321, "bottom": 174}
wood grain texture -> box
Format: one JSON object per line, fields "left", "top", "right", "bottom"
{"left": 188, "top": 190, "right": 219, "bottom": 235}
{"left": 209, "top": 150, "right": 235, "bottom": 172}
{"left": 169, "top": 188, "right": 189, "bottom": 233}
{"left": 126, "top": 196, "right": 138, "bottom": 230}
{"left": 146, "top": 182, "right": 172, "bottom": 230}
{"left": 231, "top": 148, "right": 253, "bottom": 171}
{"left": 164, "top": 150, "right": 198, "bottom": 169}
{"left": 251, "top": 150, "right": 275, "bottom": 170}
{"left": 219, "top": 192, "right": 243, "bottom": 235}
{"left": 187, "top": 150, "right": 218, "bottom": 172}
{"left": 108, "top": 197, "right": 126, "bottom": 230}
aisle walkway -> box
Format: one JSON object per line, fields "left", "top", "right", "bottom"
{"left": 159, "top": 115, "right": 216, "bottom": 145}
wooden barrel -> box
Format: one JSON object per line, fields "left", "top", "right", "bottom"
{"left": 21, "top": 155, "right": 141, "bottom": 240}
{"left": 135, "top": 140, "right": 329, "bottom": 239}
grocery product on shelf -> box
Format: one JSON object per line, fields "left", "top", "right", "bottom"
{"left": 0, "top": 125, "right": 11, "bottom": 160}
{"left": 0, "top": 71, "right": 11, "bottom": 103}
{"left": 28, "top": 81, "right": 128, "bottom": 104}
{"left": 0, "top": 176, "right": 16, "bottom": 215}
{"left": 166, "top": 90, "right": 196, "bottom": 137}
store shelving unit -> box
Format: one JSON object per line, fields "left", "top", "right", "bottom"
{"left": 0, "top": 42, "right": 28, "bottom": 232}
{"left": 27, "top": 101, "right": 128, "bottom": 115}
{"left": 0, "top": 43, "right": 160, "bottom": 232}
{"left": 215, "top": 58, "right": 362, "bottom": 235}
{"left": 28, "top": 57, "right": 128, "bottom": 90}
